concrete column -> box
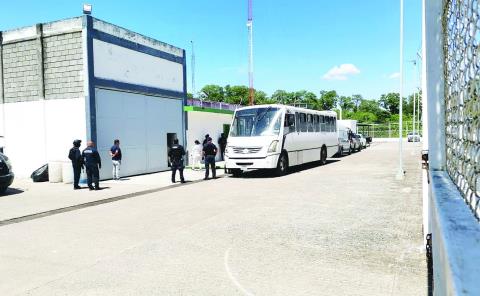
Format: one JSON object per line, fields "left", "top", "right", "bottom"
{"left": 422, "top": 0, "right": 445, "bottom": 246}
{"left": 0, "top": 31, "right": 3, "bottom": 103}
{"left": 423, "top": 0, "right": 446, "bottom": 171}
{"left": 35, "top": 24, "right": 45, "bottom": 99}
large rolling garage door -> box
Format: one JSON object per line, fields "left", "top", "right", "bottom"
{"left": 95, "top": 88, "right": 183, "bottom": 179}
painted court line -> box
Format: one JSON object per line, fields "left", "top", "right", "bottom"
{"left": 224, "top": 248, "right": 255, "bottom": 296}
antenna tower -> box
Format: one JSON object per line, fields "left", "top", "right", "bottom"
{"left": 247, "top": 0, "right": 254, "bottom": 105}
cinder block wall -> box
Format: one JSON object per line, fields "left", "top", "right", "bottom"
{"left": 2, "top": 40, "right": 40, "bottom": 102}
{"left": 43, "top": 32, "right": 83, "bottom": 100}
{"left": 0, "top": 28, "right": 84, "bottom": 103}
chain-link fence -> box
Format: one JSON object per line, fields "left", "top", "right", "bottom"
{"left": 443, "top": 0, "right": 480, "bottom": 219}
{"left": 357, "top": 121, "right": 422, "bottom": 138}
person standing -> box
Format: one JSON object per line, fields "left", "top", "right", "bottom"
{"left": 168, "top": 138, "right": 186, "bottom": 183}
{"left": 202, "top": 134, "right": 210, "bottom": 146}
{"left": 203, "top": 137, "right": 217, "bottom": 180}
{"left": 68, "top": 139, "right": 83, "bottom": 190}
{"left": 190, "top": 140, "right": 203, "bottom": 171}
{"left": 218, "top": 133, "right": 227, "bottom": 161}
{"left": 109, "top": 139, "right": 122, "bottom": 180}
{"left": 82, "top": 141, "right": 102, "bottom": 190}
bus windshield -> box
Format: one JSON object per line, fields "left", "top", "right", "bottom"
{"left": 230, "top": 107, "right": 282, "bottom": 137}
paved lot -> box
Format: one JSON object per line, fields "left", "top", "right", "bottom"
{"left": 0, "top": 141, "right": 426, "bottom": 295}
{"left": 0, "top": 163, "right": 225, "bottom": 222}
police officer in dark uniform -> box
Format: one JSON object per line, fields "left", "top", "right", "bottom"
{"left": 168, "top": 138, "right": 186, "bottom": 183}
{"left": 82, "top": 140, "right": 102, "bottom": 190}
{"left": 203, "top": 137, "right": 218, "bottom": 180}
{"left": 68, "top": 139, "right": 83, "bottom": 190}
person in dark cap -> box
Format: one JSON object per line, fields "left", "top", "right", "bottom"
{"left": 168, "top": 138, "right": 186, "bottom": 183}
{"left": 82, "top": 140, "right": 102, "bottom": 190}
{"left": 202, "top": 134, "right": 210, "bottom": 146}
{"left": 202, "top": 137, "right": 218, "bottom": 180}
{"left": 68, "top": 139, "right": 83, "bottom": 189}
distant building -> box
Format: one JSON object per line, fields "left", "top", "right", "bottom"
{"left": 0, "top": 16, "right": 186, "bottom": 178}
{"left": 185, "top": 99, "right": 236, "bottom": 162}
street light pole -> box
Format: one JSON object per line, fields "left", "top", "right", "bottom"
{"left": 396, "top": 0, "right": 405, "bottom": 179}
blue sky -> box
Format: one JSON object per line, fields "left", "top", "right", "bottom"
{"left": 0, "top": 0, "right": 422, "bottom": 100}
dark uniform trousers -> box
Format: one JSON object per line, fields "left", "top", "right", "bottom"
{"left": 205, "top": 155, "right": 216, "bottom": 178}
{"left": 171, "top": 161, "right": 185, "bottom": 183}
{"left": 72, "top": 165, "right": 81, "bottom": 187}
{"left": 86, "top": 165, "right": 100, "bottom": 189}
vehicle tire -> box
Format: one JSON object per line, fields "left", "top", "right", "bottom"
{"left": 0, "top": 187, "right": 7, "bottom": 194}
{"left": 358, "top": 144, "right": 362, "bottom": 152}
{"left": 348, "top": 145, "right": 352, "bottom": 155}
{"left": 275, "top": 153, "right": 288, "bottom": 176}
{"left": 320, "top": 146, "right": 327, "bottom": 165}
{"left": 231, "top": 169, "right": 242, "bottom": 177}
{"left": 339, "top": 147, "right": 343, "bottom": 157}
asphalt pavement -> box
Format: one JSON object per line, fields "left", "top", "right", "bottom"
{"left": 0, "top": 141, "right": 426, "bottom": 295}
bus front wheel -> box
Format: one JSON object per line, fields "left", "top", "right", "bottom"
{"left": 275, "top": 153, "right": 288, "bottom": 176}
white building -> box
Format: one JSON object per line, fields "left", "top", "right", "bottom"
{"left": 184, "top": 100, "right": 234, "bottom": 163}
{"left": 0, "top": 16, "right": 186, "bottom": 179}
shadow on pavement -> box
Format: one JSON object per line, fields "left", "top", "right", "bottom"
{"left": 0, "top": 188, "right": 24, "bottom": 197}
{"left": 231, "top": 159, "right": 340, "bottom": 179}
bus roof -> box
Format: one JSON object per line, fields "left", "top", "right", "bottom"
{"left": 234, "top": 104, "right": 337, "bottom": 116}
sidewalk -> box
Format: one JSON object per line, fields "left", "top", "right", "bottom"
{"left": 0, "top": 163, "right": 225, "bottom": 223}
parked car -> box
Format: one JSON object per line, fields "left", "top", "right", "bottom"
{"left": 352, "top": 134, "right": 362, "bottom": 151}
{"left": 407, "top": 132, "right": 421, "bottom": 142}
{"left": 338, "top": 129, "right": 353, "bottom": 155}
{"left": 0, "top": 152, "right": 14, "bottom": 193}
{"left": 357, "top": 134, "right": 367, "bottom": 148}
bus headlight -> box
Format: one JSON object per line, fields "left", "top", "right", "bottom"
{"left": 268, "top": 140, "right": 279, "bottom": 153}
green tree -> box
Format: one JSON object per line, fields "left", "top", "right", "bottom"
{"left": 379, "top": 92, "right": 404, "bottom": 114}
{"left": 358, "top": 99, "right": 390, "bottom": 122}
{"left": 318, "top": 90, "right": 338, "bottom": 110}
{"left": 350, "top": 111, "right": 378, "bottom": 123}
{"left": 255, "top": 90, "right": 275, "bottom": 105}
{"left": 338, "top": 96, "right": 354, "bottom": 112}
{"left": 187, "top": 92, "right": 193, "bottom": 99}
{"left": 224, "top": 85, "right": 249, "bottom": 105}
{"left": 271, "top": 90, "right": 293, "bottom": 104}
{"left": 352, "top": 94, "right": 363, "bottom": 112}
{"left": 200, "top": 84, "right": 224, "bottom": 102}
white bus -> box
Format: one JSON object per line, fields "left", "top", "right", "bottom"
{"left": 225, "top": 104, "right": 338, "bottom": 176}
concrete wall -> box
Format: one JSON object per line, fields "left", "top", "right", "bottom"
{"left": 93, "top": 39, "right": 183, "bottom": 92}
{"left": 0, "top": 17, "right": 86, "bottom": 178}
{"left": 186, "top": 110, "right": 233, "bottom": 162}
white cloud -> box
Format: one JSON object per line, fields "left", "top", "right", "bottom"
{"left": 388, "top": 72, "right": 400, "bottom": 79}
{"left": 322, "top": 64, "right": 360, "bottom": 80}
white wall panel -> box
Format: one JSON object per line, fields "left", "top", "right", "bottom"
{"left": 186, "top": 111, "right": 233, "bottom": 163}
{"left": 2, "top": 98, "right": 86, "bottom": 178}
{"left": 93, "top": 39, "right": 183, "bottom": 92}
{"left": 96, "top": 89, "right": 183, "bottom": 179}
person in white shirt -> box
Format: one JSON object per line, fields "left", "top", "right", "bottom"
{"left": 190, "top": 140, "right": 203, "bottom": 170}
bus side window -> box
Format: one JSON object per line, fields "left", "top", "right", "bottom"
{"left": 326, "top": 116, "right": 331, "bottom": 132}
{"left": 295, "top": 112, "right": 300, "bottom": 132}
{"left": 333, "top": 117, "right": 336, "bottom": 132}
{"left": 300, "top": 113, "right": 307, "bottom": 132}
{"left": 320, "top": 115, "right": 325, "bottom": 132}
{"left": 307, "top": 114, "right": 313, "bottom": 132}
{"left": 314, "top": 115, "right": 319, "bottom": 132}
{"left": 285, "top": 113, "right": 296, "bottom": 133}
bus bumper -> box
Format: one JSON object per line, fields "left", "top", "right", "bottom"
{"left": 225, "top": 154, "right": 280, "bottom": 171}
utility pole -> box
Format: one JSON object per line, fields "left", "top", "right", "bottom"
{"left": 396, "top": 0, "right": 405, "bottom": 180}
{"left": 247, "top": 0, "right": 254, "bottom": 105}
{"left": 190, "top": 41, "right": 196, "bottom": 98}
